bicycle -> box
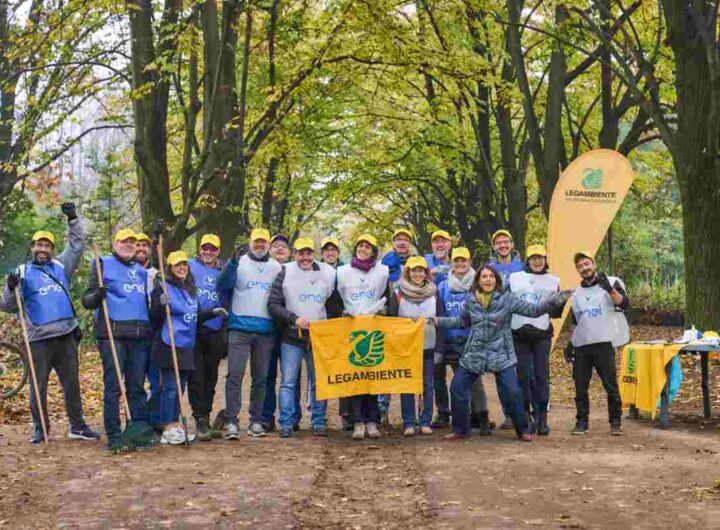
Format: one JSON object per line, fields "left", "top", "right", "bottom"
{"left": 0, "top": 340, "right": 28, "bottom": 399}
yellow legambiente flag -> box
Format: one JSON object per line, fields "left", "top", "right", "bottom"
{"left": 311, "top": 315, "right": 424, "bottom": 400}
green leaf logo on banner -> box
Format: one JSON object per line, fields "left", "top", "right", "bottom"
{"left": 348, "top": 330, "right": 385, "bottom": 367}
{"left": 581, "top": 168, "right": 603, "bottom": 190}
{"left": 627, "top": 348, "right": 636, "bottom": 375}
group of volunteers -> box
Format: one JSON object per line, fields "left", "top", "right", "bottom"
{"left": 1, "top": 202, "right": 630, "bottom": 449}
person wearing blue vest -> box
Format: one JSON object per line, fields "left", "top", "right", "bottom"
{"left": 82, "top": 229, "right": 153, "bottom": 451}
{"left": 381, "top": 228, "right": 415, "bottom": 287}
{"left": 509, "top": 244, "right": 561, "bottom": 436}
{"left": 1, "top": 202, "right": 99, "bottom": 444}
{"left": 217, "top": 228, "right": 282, "bottom": 439}
{"left": 267, "top": 238, "right": 342, "bottom": 437}
{"left": 434, "top": 247, "right": 493, "bottom": 434}
{"left": 486, "top": 229, "right": 525, "bottom": 430}
{"left": 149, "top": 251, "right": 227, "bottom": 444}
{"left": 188, "top": 234, "right": 228, "bottom": 441}
{"left": 424, "top": 229, "right": 453, "bottom": 286}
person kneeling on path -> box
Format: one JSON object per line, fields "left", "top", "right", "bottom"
{"left": 267, "top": 238, "right": 341, "bottom": 437}
{"left": 569, "top": 251, "right": 629, "bottom": 436}
{"left": 435, "top": 266, "right": 571, "bottom": 442}
{"left": 388, "top": 256, "right": 444, "bottom": 436}
{"left": 509, "top": 245, "right": 560, "bottom": 436}
{"left": 217, "top": 229, "right": 282, "bottom": 439}
{"left": 149, "top": 251, "right": 226, "bottom": 444}
{"left": 188, "top": 234, "right": 229, "bottom": 441}
{"left": 1, "top": 202, "right": 99, "bottom": 444}
{"left": 336, "top": 234, "right": 391, "bottom": 440}
{"left": 82, "top": 229, "right": 153, "bottom": 451}
{"left": 434, "top": 248, "right": 493, "bottom": 434}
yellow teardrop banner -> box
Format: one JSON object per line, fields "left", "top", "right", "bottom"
{"left": 547, "top": 149, "right": 635, "bottom": 345}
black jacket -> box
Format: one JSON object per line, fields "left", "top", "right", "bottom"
{"left": 82, "top": 252, "right": 153, "bottom": 341}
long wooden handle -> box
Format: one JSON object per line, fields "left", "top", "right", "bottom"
{"left": 92, "top": 243, "right": 133, "bottom": 421}
{"left": 156, "top": 236, "right": 190, "bottom": 423}
{"left": 14, "top": 288, "right": 49, "bottom": 444}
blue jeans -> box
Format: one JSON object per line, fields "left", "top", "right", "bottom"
{"left": 278, "top": 342, "right": 326, "bottom": 429}
{"left": 99, "top": 338, "right": 150, "bottom": 440}
{"left": 401, "top": 354, "right": 434, "bottom": 427}
{"left": 261, "top": 341, "right": 302, "bottom": 425}
{"left": 148, "top": 366, "right": 189, "bottom": 426}
{"left": 451, "top": 364, "right": 527, "bottom": 436}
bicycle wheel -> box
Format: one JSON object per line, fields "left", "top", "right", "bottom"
{"left": 0, "top": 341, "right": 28, "bottom": 399}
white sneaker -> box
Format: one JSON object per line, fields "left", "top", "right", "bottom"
{"left": 161, "top": 426, "right": 186, "bottom": 445}
{"left": 225, "top": 423, "right": 240, "bottom": 440}
{"left": 403, "top": 426, "right": 416, "bottom": 437}
{"left": 366, "top": 422, "right": 381, "bottom": 438}
{"left": 352, "top": 423, "right": 366, "bottom": 440}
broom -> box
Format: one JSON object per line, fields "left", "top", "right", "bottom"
{"left": 92, "top": 244, "right": 156, "bottom": 452}
{"left": 157, "top": 236, "right": 191, "bottom": 446}
{"left": 14, "top": 288, "right": 49, "bottom": 444}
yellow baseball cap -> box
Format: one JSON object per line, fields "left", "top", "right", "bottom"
{"left": 200, "top": 234, "right": 221, "bottom": 249}
{"left": 114, "top": 228, "right": 137, "bottom": 243}
{"left": 392, "top": 228, "right": 413, "bottom": 240}
{"left": 431, "top": 229, "right": 451, "bottom": 241}
{"left": 32, "top": 230, "right": 55, "bottom": 245}
{"left": 135, "top": 232, "right": 152, "bottom": 243}
{"left": 406, "top": 256, "right": 429, "bottom": 270}
{"left": 451, "top": 247, "right": 471, "bottom": 260}
{"left": 574, "top": 250, "right": 595, "bottom": 263}
{"left": 321, "top": 237, "right": 339, "bottom": 249}
{"left": 167, "top": 251, "right": 189, "bottom": 266}
{"left": 356, "top": 234, "right": 378, "bottom": 247}
{"left": 250, "top": 228, "right": 271, "bottom": 242}
{"left": 526, "top": 244, "right": 547, "bottom": 258}
{"left": 294, "top": 237, "right": 315, "bottom": 251}
{"left": 491, "top": 229, "right": 513, "bottom": 243}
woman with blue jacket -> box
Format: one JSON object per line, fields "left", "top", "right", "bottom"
{"left": 435, "top": 266, "right": 570, "bottom": 441}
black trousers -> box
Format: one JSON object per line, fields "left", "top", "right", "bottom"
{"left": 350, "top": 394, "right": 379, "bottom": 424}
{"left": 514, "top": 334, "right": 552, "bottom": 414}
{"left": 29, "top": 332, "right": 85, "bottom": 430}
{"left": 573, "top": 341, "right": 622, "bottom": 423}
{"left": 188, "top": 331, "right": 226, "bottom": 421}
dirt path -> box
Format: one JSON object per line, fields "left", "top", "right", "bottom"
{"left": 1, "top": 362, "right": 719, "bottom": 529}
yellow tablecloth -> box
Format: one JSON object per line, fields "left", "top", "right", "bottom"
{"left": 619, "top": 343, "right": 683, "bottom": 418}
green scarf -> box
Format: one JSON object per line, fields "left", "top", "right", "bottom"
{"left": 475, "top": 291, "right": 493, "bottom": 309}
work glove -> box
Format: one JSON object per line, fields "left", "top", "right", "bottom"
{"left": 596, "top": 272, "right": 614, "bottom": 293}
{"left": 96, "top": 286, "right": 108, "bottom": 301}
{"left": 434, "top": 351, "right": 444, "bottom": 365}
{"left": 159, "top": 293, "right": 170, "bottom": 306}
{"left": 556, "top": 289, "right": 574, "bottom": 306}
{"left": 61, "top": 202, "right": 77, "bottom": 221}
{"left": 564, "top": 343, "right": 575, "bottom": 364}
{"left": 233, "top": 243, "right": 248, "bottom": 261}
{"left": 6, "top": 274, "right": 19, "bottom": 291}
{"left": 212, "top": 307, "right": 228, "bottom": 317}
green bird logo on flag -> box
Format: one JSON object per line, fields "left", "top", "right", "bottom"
{"left": 581, "top": 168, "right": 603, "bottom": 190}
{"left": 348, "top": 330, "right": 385, "bottom": 367}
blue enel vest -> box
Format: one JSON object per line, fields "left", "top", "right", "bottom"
{"left": 438, "top": 280, "right": 471, "bottom": 340}
{"left": 161, "top": 282, "right": 199, "bottom": 349}
{"left": 99, "top": 255, "right": 149, "bottom": 323}
{"left": 424, "top": 254, "right": 452, "bottom": 285}
{"left": 20, "top": 260, "right": 74, "bottom": 326}
{"left": 487, "top": 258, "right": 524, "bottom": 288}
{"left": 189, "top": 259, "right": 224, "bottom": 331}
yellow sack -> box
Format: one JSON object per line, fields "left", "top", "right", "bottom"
{"left": 310, "top": 315, "right": 424, "bottom": 400}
